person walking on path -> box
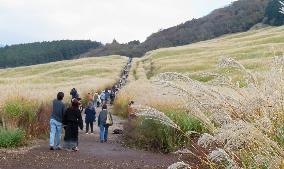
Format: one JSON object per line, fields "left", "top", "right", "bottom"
{"left": 87, "top": 93, "right": 93, "bottom": 102}
{"left": 104, "top": 89, "right": 110, "bottom": 104}
{"left": 93, "top": 92, "right": 99, "bottom": 108}
{"left": 62, "top": 98, "right": 83, "bottom": 151}
{"left": 110, "top": 89, "right": 115, "bottom": 105}
{"left": 70, "top": 88, "right": 79, "bottom": 99}
{"left": 100, "top": 91, "right": 106, "bottom": 105}
{"left": 85, "top": 101, "right": 96, "bottom": 134}
{"left": 98, "top": 104, "right": 113, "bottom": 143}
{"left": 49, "top": 92, "right": 65, "bottom": 150}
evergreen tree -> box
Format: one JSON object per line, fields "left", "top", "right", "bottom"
{"left": 264, "top": 0, "right": 284, "bottom": 25}
{"left": 0, "top": 40, "right": 102, "bottom": 68}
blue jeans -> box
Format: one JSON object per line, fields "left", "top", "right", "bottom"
{"left": 49, "top": 119, "right": 62, "bottom": 147}
{"left": 99, "top": 124, "right": 109, "bottom": 142}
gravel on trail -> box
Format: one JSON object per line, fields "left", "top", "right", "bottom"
{"left": 0, "top": 112, "right": 179, "bottom": 169}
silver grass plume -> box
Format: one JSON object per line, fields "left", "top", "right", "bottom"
{"left": 133, "top": 105, "right": 181, "bottom": 131}
{"left": 217, "top": 57, "right": 258, "bottom": 87}
{"left": 167, "top": 161, "right": 191, "bottom": 169}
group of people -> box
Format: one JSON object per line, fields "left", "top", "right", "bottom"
{"left": 91, "top": 87, "right": 119, "bottom": 107}
{"left": 49, "top": 58, "right": 133, "bottom": 152}
{"left": 118, "top": 58, "right": 132, "bottom": 88}
{"left": 49, "top": 88, "right": 113, "bottom": 152}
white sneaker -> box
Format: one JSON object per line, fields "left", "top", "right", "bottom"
{"left": 86, "top": 133, "right": 89, "bottom": 135}
{"left": 72, "top": 147, "right": 79, "bottom": 152}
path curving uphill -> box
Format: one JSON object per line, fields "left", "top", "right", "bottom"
{"left": 0, "top": 58, "right": 179, "bottom": 169}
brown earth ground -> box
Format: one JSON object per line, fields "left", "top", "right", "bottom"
{"left": 0, "top": 108, "right": 203, "bottom": 169}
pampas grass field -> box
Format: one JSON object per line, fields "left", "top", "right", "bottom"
{"left": 0, "top": 55, "right": 127, "bottom": 102}
{"left": 0, "top": 55, "right": 127, "bottom": 144}
{"left": 1, "top": 25, "right": 284, "bottom": 168}
{"left": 114, "top": 26, "right": 284, "bottom": 168}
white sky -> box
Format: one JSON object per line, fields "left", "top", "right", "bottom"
{"left": 0, "top": 0, "right": 236, "bottom": 45}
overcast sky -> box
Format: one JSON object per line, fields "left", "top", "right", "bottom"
{"left": 0, "top": 0, "right": 236, "bottom": 45}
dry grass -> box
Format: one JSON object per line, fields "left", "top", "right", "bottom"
{"left": 132, "top": 58, "right": 284, "bottom": 168}
{"left": 118, "top": 27, "right": 284, "bottom": 168}
{"left": 0, "top": 55, "right": 128, "bottom": 141}
{"left": 0, "top": 55, "right": 128, "bottom": 103}
{"left": 141, "top": 26, "right": 284, "bottom": 82}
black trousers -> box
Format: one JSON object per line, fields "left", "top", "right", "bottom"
{"left": 64, "top": 124, "right": 79, "bottom": 144}
{"left": 86, "top": 122, "right": 94, "bottom": 133}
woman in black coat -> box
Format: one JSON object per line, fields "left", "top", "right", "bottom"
{"left": 63, "top": 98, "right": 83, "bottom": 151}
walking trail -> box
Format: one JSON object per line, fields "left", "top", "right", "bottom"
{"left": 0, "top": 58, "right": 181, "bottom": 169}
{"left": 0, "top": 109, "right": 179, "bottom": 169}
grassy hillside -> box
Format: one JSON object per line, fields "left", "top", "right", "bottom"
{"left": 0, "top": 55, "right": 127, "bottom": 147}
{"left": 0, "top": 55, "right": 127, "bottom": 102}
{"left": 91, "top": 0, "right": 269, "bottom": 58}
{"left": 117, "top": 26, "right": 284, "bottom": 167}
{"left": 141, "top": 26, "right": 284, "bottom": 81}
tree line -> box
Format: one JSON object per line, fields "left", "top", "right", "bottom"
{"left": 0, "top": 40, "right": 102, "bottom": 68}
{"left": 89, "top": 0, "right": 283, "bottom": 58}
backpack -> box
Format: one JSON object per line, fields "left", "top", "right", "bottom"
{"left": 113, "top": 129, "right": 123, "bottom": 134}
{"left": 106, "top": 112, "right": 113, "bottom": 126}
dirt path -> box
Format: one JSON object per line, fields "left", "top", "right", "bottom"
{"left": 0, "top": 59, "right": 183, "bottom": 169}
{"left": 0, "top": 110, "right": 179, "bottom": 169}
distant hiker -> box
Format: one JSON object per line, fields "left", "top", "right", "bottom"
{"left": 112, "top": 85, "right": 116, "bottom": 92}
{"left": 50, "top": 92, "right": 65, "bottom": 150}
{"left": 98, "top": 104, "right": 113, "bottom": 143}
{"left": 85, "top": 101, "right": 96, "bottom": 134}
{"left": 70, "top": 88, "right": 79, "bottom": 99}
{"left": 104, "top": 89, "right": 110, "bottom": 104}
{"left": 119, "top": 79, "right": 123, "bottom": 88}
{"left": 100, "top": 91, "right": 106, "bottom": 104}
{"left": 97, "top": 93, "right": 102, "bottom": 107}
{"left": 87, "top": 93, "right": 93, "bottom": 102}
{"left": 63, "top": 98, "right": 83, "bottom": 151}
{"left": 110, "top": 89, "right": 116, "bottom": 105}
{"left": 128, "top": 101, "right": 136, "bottom": 119}
{"left": 75, "top": 97, "right": 84, "bottom": 113}
{"left": 93, "top": 92, "right": 99, "bottom": 108}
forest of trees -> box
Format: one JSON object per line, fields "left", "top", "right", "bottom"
{"left": 0, "top": 40, "right": 102, "bottom": 68}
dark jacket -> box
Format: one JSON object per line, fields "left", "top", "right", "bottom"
{"left": 63, "top": 107, "right": 83, "bottom": 130}
{"left": 85, "top": 107, "right": 96, "bottom": 123}
{"left": 70, "top": 89, "right": 79, "bottom": 99}
{"left": 50, "top": 99, "right": 65, "bottom": 123}
{"left": 62, "top": 107, "right": 83, "bottom": 142}
{"left": 98, "top": 109, "right": 111, "bottom": 126}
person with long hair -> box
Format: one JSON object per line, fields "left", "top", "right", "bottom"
{"left": 62, "top": 98, "right": 83, "bottom": 151}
